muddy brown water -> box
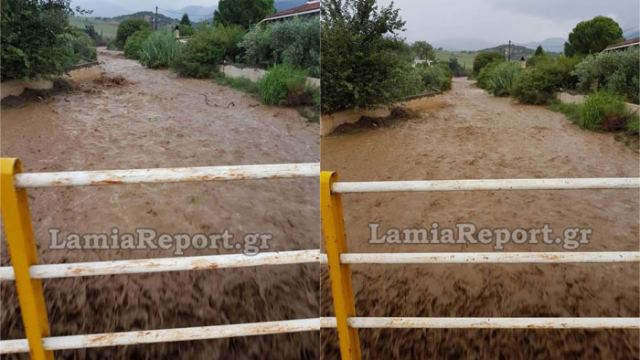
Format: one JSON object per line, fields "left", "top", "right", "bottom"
{"left": 321, "top": 78, "right": 639, "bottom": 359}
{"left": 1, "top": 49, "right": 319, "bottom": 359}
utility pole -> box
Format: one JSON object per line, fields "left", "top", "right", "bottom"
{"left": 155, "top": 6, "right": 158, "bottom": 30}
{"left": 508, "top": 40, "right": 512, "bottom": 61}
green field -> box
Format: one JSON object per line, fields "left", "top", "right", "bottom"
{"left": 69, "top": 16, "right": 119, "bottom": 39}
{"left": 434, "top": 50, "right": 477, "bottom": 70}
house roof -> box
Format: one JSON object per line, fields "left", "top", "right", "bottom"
{"left": 603, "top": 37, "right": 640, "bottom": 51}
{"left": 261, "top": 1, "right": 320, "bottom": 22}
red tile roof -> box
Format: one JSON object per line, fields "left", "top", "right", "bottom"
{"left": 262, "top": 1, "right": 320, "bottom": 21}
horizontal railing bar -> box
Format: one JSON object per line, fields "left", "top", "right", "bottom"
{"left": 332, "top": 177, "right": 640, "bottom": 193}
{"left": 0, "top": 318, "right": 320, "bottom": 354}
{"left": 14, "top": 163, "right": 320, "bottom": 188}
{"left": 340, "top": 252, "right": 640, "bottom": 264}
{"left": 0, "top": 250, "right": 320, "bottom": 281}
{"left": 338, "top": 317, "right": 640, "bottom": 329}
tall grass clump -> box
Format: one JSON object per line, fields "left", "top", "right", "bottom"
{"left": 258, "top": 64, "right": 308, "bottom": 106}
{"left": 579, "top": 91, "right": 629, "bottom": 131}
{"left": 481, "top": 61, "right": 521, "bottom": 96}
{"left": 138, "top": 32, "right": 179, "bottom": 69}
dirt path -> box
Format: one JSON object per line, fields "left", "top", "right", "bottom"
{"left": 321, "top": 78, "right": 639, "bottom": 358}
{"left": 1, "top": 50, "right": 319, "bottom": 359}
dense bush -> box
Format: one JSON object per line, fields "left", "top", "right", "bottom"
{"left": 390, "top": 65, "right": 425, "bottom": 99}
{"left": 573, "top": 48, "right": 639, "bottom": 104}
{"left": 172, "top": 24, "right": 245, "bottom": 78}
{"left": 115, "top": 19, "right": 151, "bottom": 49}
{"left": 124, "top": 29, "right": 151, "bottom": 59}
{"left": 472, "top": 52, "right": 503, "bottom": 76}
{"left": 480, "top": 61, "right": 521, "bottom": 96}
{"left": 512, "top": 66, "right": 560, "bottom": 105}
{"left": 240, "top": 18, "right": 320, "bottom": 77}
{"left": 138, "top": 31, "right": 179, "bottom": 69}
{"left": 68, "top": 30, "right": 97, "bottom": 62}
{"left": 418, "top": 63, "right": 452, "bottom": 92}
{"left": 258, "top": 64, "right": 309, "bottom": 106}
{"left": 1, "top": 0, "right": 78, "bottom": 81}
{"left": 579, "top": 91, "right": 629, "bottom": 131}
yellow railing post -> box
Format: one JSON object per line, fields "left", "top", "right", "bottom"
{"left": 1, "top": 158, "right": 53, "bottom": 360}
{"left": 320, "top": 171, "right": 361, "bottom": 360}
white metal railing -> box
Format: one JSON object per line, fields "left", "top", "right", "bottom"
{"left": 14, "top": 163, "right": 319, "bottom": 188}
{"left": 321, "top": 173, "right": 640, "bottom": 360}
{"left": 0, "top": 250, "right": 321, "bottom": 281}
{"left": 331, "top": 177, "right": 640, "bottom": 193}
{"left": 1, "top": 319, "right": 320, "bottom": 354}
{"left": 0, "top": 162, "right": 321, "bottom": 356}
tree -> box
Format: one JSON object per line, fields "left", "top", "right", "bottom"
{"left": 564, "top": 16, "right": 623, "bottom": 56}
{"left": 534, "top": 45, "right": 544, "bottom": 56}
{"left": 321, "top": 0, "right": 407, "bottom": 113}
{"left": 180, "top": 13, "right": 191, "bottom": 26}
{"left": 115, "top": 19, "right": 151, "bottom": 49}
{"left": 411, "top": 41, "right": 435, "bottom": 60}
{"left": 1, "top": 0, "right": 78, "bottom": 80}
{"left": 213, "top": 0, "right": 274, "bottom": 28}
{"left": 472, "top": 52, "right": 503, "bottom": 76}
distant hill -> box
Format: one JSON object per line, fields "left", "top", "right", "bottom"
{"left": 112, "top": 11, "right": 177, "bottom": 28}
{"left": 478, "top": 44, "right": 535, "bottom": 59}
{"left": 431, "top": 38, "right": 497, "bottom": 52}
{"left": 518, "top": 38, "right": 565, "bottom": 53}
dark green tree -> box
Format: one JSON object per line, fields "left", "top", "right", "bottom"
{"left": 411, "top": 41, "right": 435, "bottom": 60}
{"left": 213, "top": 0, "right": 274, "bottom": 28}
{"left": 115, "top": 19, "right": 151, "bottom": 49}
{"left": 321, "top": 0, "right": 406, "bottom": 113}
{"left": 534, "top": 45, "right": 544, "bottom": 56}
{"left": 472, "top": 52, "right": 503, "bottom": 76}
{"left": 1, "top": 0, "right": 78, "bottom": 80}
{"left": 564, "top": 16, "right": 623, "bottom": 56}
{"left": 180, "top": 13, "right": 191, "bottom": 26}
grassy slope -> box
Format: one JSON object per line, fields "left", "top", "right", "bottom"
{"left": 434, "top": 50, "right": 476, "bottom": 69}
{"left": 70, "top": 16, "right": 119, "bottom": 39}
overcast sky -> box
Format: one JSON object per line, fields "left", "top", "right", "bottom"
{"left": 378, "top": 0, "right": 639, "bottom": 44}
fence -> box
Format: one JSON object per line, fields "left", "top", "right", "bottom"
{"left": 2, "top": 160, "right": 640, "bottom": 359}
{"left": 0, "top": 158, "right": 321, "bottom": 359}
{"left": 320, "top": 171, "right": 640, "bottom": 360}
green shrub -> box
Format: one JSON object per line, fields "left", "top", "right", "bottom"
{"left": 417, "top": 63, "right": 452, "bottom": 92}
{"left": 473, "top": 52, "right": 504, "bottom": 76}
{"left": 138, "top": 31, "right": 179, "bottom": 69}
{"left": 240, "top": 18, "right": 320, "bottom": 77}
{"left": 579, "top": 91, "right": 629, "bottom": 131}
{"left": 172, "top": 24, "right": 245, "bottom": 78}
{"left": 390, "top": 65, "right": 425, "bottom": 98}
{"left": 573, "top": 48, "right": 639, "bottom": 104}
{"left": 1, "top": 0, "right": 77, "bottom": 81}
{"left": 68, "top": 30, "right": 97, "bottom": 63}
{"left": 627, "top": 114, "right": 639, "bottom": 135}
{"left": 212, "top": 73, "right": 260, "bottom": 94}
{"left": 258, "top": 64, "right": 308, "bottom": 106}
{"left": 512, "top": 64, "right": 566, "bottom": 105}
{"left": 482, "top": 61, "right": 521, "bottom": 96}
{"left": 549, "top": 101, "right": 583, "bottom": 124}
{"left": 115, "top": 19, "right": 151, "bottom": 49}
{"left": 124, "top": 29, "right": 151, "bottom": 59}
